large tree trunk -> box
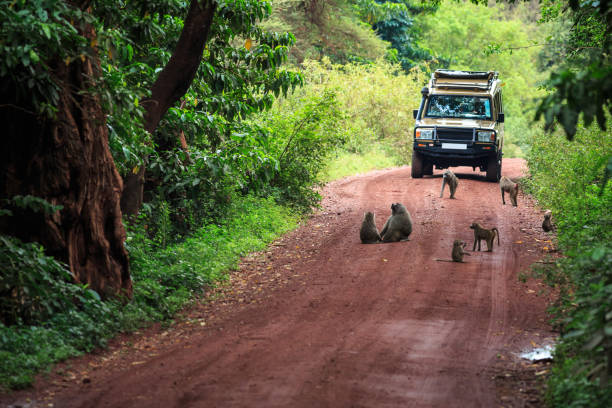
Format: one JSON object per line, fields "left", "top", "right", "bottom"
{"left": 0, "top": 25, "right": 131, "bottom": 298}
{"left": 121, "top": 0, "right": 217, "bottom": 215}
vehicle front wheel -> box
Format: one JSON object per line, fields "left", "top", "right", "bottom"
{"left": 485, "top": 156, "right": 501, "bottom": 181}
{"left": 411, "top": 151, "right": 424, "bottom": 178}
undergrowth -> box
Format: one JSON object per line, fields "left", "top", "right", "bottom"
{"left": 524, "top": 122, "right": 612, "bottom": 407}
{"left": 0, "top": 195, "right": 298, "bottom": 391}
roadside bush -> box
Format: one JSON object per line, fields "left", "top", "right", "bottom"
{"left": 299, "top": 58, "right": 424, "bottom": 164}
{"left": 0, "top": 235, "right": 115, "bottom": 390}
{"left": 126, "top": 195, "right": 300, "bottom": 321}
{"left": 525, "top": 122, "right": 612, "bottom": 407}
{"left": 251, "top": 88, "right": 346, "bottom": 208}
{"left": 0, "top": 236, "right": 104, "bottom": 326}
{"left": 142, "top": 149, "right": 238, "bottom": 244}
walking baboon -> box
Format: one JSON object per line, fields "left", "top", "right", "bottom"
{"left": 440, "top": 169, "right": 458, "bottom": 199}
{"left": 360, "top": 211, "right": 381, "bottom": 244}
{"left": 542, "top": 210, "right": 553, "bottom": 232}
{"left": 500, "top": 176, "right": 518, "bottom": 206}
{"left": 470, "top": 222, "right": 500, "bottom": 252}
{"left": 380, "top": 203, "right": 413, "bottom": 243}
{"left": 452, "top": 239, "right": 471, "bottom": 262}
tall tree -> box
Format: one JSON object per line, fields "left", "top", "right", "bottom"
{"left": 120, "top": 0, "right": 217, "bottom": 215}
{"left": 0, "top": 0, "right": 301, "bottom": 295}
{"left": 0, "top": 0, "right": 217, "bottom": 296}
{"left": 0, "top": 0, "right": 132, "bottom": 298}
{"left": 119, "top": 0, "right": 301, "bottom": 216}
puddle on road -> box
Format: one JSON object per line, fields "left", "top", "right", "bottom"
{"left": 519, "top": 344, "right": 555, "bottom": 362}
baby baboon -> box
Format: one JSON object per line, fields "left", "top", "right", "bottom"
{"left": 435, "top": 240, "right": 471, "bottom": 263}
{"left": 360, "top": 211, "right": 381, "bottom": 244}
{"left": 500, "top": 176, "right": 519, "bottom": 206}
{"left": 452, "top": 239, "right": 471, "bottom": 262}
{"left": 470, "top": 222, "right": 500, "bottom": 252}
{"left": 542, "top": 210, "right": 553, "bottom": 232}
{"left": 380, "top": 203, "right": 413, "bottom": 243}
{"left": 440, "top": 169, "right": 458, "bottom": 199}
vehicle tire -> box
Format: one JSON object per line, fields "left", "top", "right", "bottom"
{"left": 486, "top": 156, "right": 501, "bottom": 181}
{"left": 411, "top": 151, "right": 424, "bottom": 178}
{"left": 424, "top": 161, "right": 434, "bottom": 176}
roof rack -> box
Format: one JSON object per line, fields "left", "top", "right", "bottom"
{"left": 430, "top": 69, "right": 498, "bottom": 91}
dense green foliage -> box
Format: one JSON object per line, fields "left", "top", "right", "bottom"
{"left": 354, "top": 0, "right": 436, "bottom": 71}
{"left": 0, "top": 0, "right": 96, "bottom": 117}
{"left": 103, "top": 0, "right": 305, "bottom": 234}
{"left": 0, "top": 195, "right": 298, "bottom": 390}
{"left": 251, "top": 89, "right": 346, "bottom": 207}
{"left": 535, "top": 0, "right": 611, "bottom": 140}
{"left": 522, "top": 1, "right": 612, "bottom": 404}
{"left": 0, "top": 233, "right": 117, "bottom": 389}
{"left": 525, "top": 124, "right": 612, "bottom": 406}
{"left": 0, "top": 0, "right": 306, "bottom": 235}
{"left": 301, "top": 58, "right": 424, "bottom": 163}
{"left": 262, "top": 0, "right": 389, "bottom": 63}
{"left": 0, "top": 236, "right": 101, "bottom": 327}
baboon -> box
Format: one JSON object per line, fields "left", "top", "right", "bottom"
{"left": 452, "top": 239, "right": 471, "bottom": 262}
{"left": 542, "top": 210, "right": 553, "bottom": 232}
{"left": 360, "top": 211, "right": 381, "bottom": 244}
{"left": 470, "top": 222, "right": 500, "bottom": 252}
{"left": 500, "top": 176, "right": 519, "bottom": 206}
{"left": 380, "top": 203, "right": 413, "bottom": 243}
{"left": 440, "top": 169, "right": 458, "bottom": 199}
{"left": 435, "top": 240, "right": 471, "bottom": 263}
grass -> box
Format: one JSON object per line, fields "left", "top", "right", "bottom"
{"left": 320, "top": 144, "right": 399, "bottom": 182}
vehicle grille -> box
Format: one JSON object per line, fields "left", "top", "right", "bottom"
{"left": 436, "top": 128, "right": 474, "bottom": 142}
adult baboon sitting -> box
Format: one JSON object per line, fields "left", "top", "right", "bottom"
{"left": 380, "top": 203, "right": 413, "bottom": 243}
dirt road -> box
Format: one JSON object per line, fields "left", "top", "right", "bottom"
{"left": 4, "top": 158, "right": 556, "bottom": 407}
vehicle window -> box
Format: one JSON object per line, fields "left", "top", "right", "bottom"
{"left": 425, "top": 95, "right": 492, "bottom": 120}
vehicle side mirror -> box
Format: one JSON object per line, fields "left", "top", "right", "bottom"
{"left": 413, "top": 109, "right": 419, "bottom": 119}
{"left": 497, "top": 113, "right": 505, "bottom": 123}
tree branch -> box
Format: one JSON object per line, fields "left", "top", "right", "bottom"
{"left": 143, "top": 0, "right": 217, "bottom": 135}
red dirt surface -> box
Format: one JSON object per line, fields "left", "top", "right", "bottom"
{"left": 2, "top": 158, "right": 557, "bottom": 408}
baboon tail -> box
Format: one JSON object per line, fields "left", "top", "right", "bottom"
{"left": 440, "top": 179, "right": 446, "bottom": 198}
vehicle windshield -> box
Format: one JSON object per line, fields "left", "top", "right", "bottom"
{"left": 425, "top": 95, "right": 492, "bottom": 119}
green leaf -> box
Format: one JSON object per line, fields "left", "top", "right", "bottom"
{"left": 41, "top": 24, "right": 51, "bottom": 39}
{"left": 86, "top": 289, "right": 101, "bottom": 301}
{"left": 591, "top": 247, "right": 606, "bottom": 261}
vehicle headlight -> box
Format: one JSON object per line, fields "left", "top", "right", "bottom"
{"left": 477, "top": 130, "right": 495, "bottom": 142}
{"left": 416, "top": 128, "right": 434, "bottom": 139}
